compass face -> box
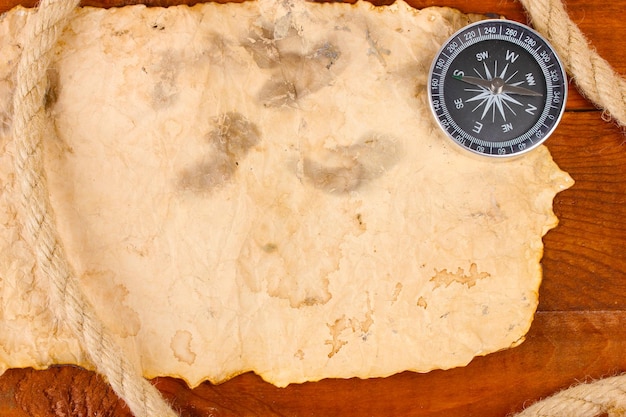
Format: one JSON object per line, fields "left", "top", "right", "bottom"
{"left": 428, "top": 19, "right": 567, "bottom": 157}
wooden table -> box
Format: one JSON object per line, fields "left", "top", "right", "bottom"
{"left": 0, "top": 0, "right": 624, "bottom": 415}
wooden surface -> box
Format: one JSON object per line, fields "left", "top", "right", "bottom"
{"left": 1, "top": 0, "right": 625, "bottom": 415}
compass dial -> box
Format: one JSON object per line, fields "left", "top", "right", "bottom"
{"left": 428, "top": 19, "right": 567, "bottom": 157}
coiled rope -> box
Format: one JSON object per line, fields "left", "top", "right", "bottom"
{"left": 9, "top": 0, "right": 626, "bottom": 415}
{"left": 11, "top": 0, "right": 178, "bottom": 415}
{"left": 519, "top": 0, "right": 626, "bottom": 128}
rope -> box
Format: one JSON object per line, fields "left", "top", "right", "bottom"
{"left": 513, "top": 375, "right": 626, "bottom": 417}
{"left": 11, "top": 0, "right": 178, "bottom": 416}
{"left": 7, "top": 0, "right": 626, "bottom": 415}
{"left": 519, "top": 0, "right": 626, "bottom": 128}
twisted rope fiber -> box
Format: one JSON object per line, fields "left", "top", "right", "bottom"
{"left": 519, "top": 0, "right": 626, "bottom": 128}
{"left": 11, "top": 0, "right": 178, "bottom": 416}
{"left": 513, "top": 375, "right": 626, "bottom": 417}
{"left": 8, "top": 0, "right": 626, "bottom": 414}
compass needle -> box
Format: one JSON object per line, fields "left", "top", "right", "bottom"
{"left": 428, "top": 19, "right": 566, "bottom": 157}
{"left": 502, "top": 84, "right": 543, "bottom": 97}
{"left": 454, "top": 75, "right": 493, "bottom": 89}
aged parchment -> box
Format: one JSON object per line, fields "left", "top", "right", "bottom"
{"left": 0, "top": 0, "right": 573, "bottom": 387}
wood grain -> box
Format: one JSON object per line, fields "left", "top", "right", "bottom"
{"left": 542, "top": 112, "right": 626, "bottom": 311}
{"left": 0, "top": 0, "right": 625, "bottom": 415}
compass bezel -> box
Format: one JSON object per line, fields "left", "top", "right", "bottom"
{"left": 428, "top": 19, "right": 567, "bottom": 158}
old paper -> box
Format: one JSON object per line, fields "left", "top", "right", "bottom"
{"left": 0, "top": 0, "right": 573, "bottom": 387}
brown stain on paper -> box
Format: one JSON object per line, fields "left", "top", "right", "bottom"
{"left": 179, "top": 112, "right": 260, "bottom": 192}
{"left": 170, "top": 330, "right": 197, "bottom": 366}
{"left": 302, "top": 133, "right": 401, "bottom": 195}
{"left": 390, "top": 282, "right": 402, "bottom": 304}
{"left": 325, "top": 299, "right": 374, "bottom": 358}
{"left": 244, "top": 29, "right": 346, "bottom": 108}
{"left": 80, "top": 270, "right": 141, "bottom": 338}
{"left": 430, "top": 263, "right": 491, "bottom": 289}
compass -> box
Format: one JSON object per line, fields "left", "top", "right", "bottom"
{"left": 428, "top": 19, "right": 567, "bottom": 157}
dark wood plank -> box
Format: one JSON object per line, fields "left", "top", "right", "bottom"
{"left": 541, "top": 111, "right": 626, "bottom": 311}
